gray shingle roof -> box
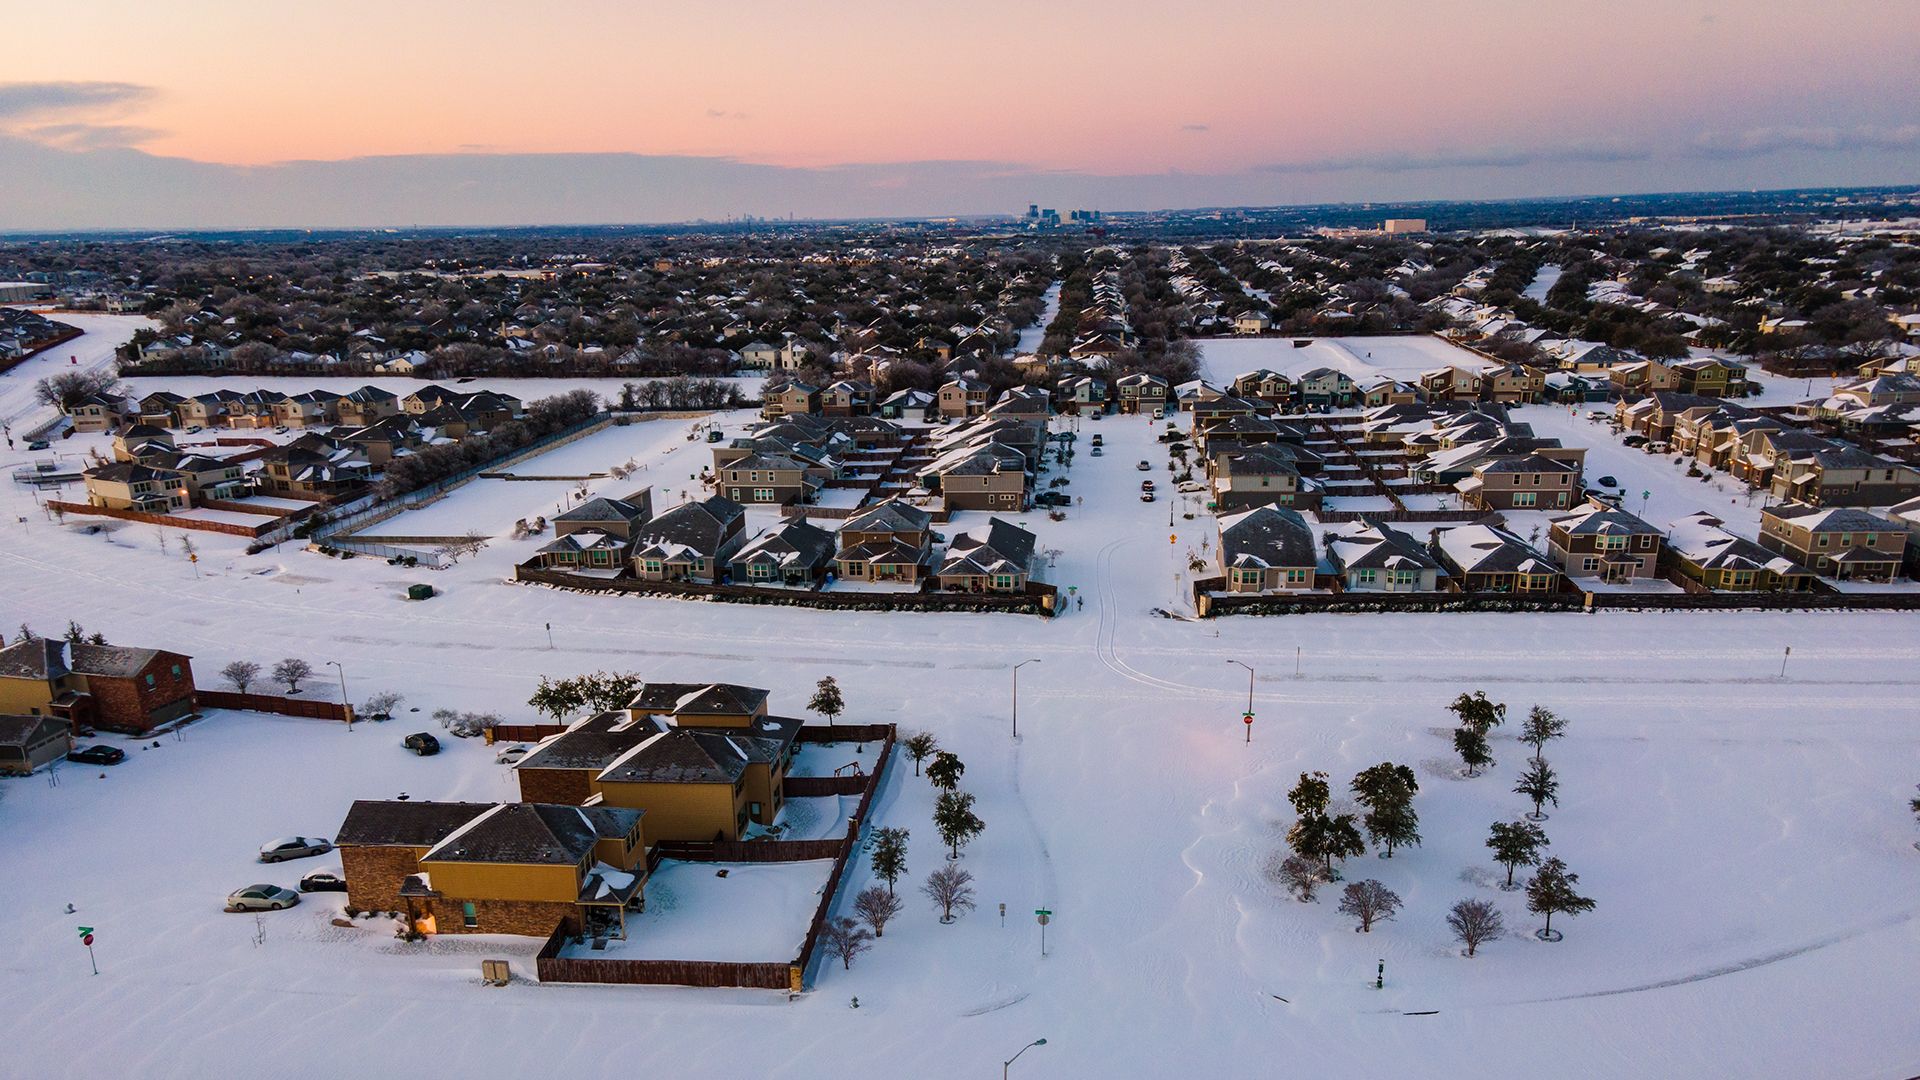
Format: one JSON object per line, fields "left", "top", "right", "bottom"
{"left": 1219, "top": 505, "right": 1316, "bottom": 569}
{"left": 334, "top": 800, "right": 495, "bottom": 848}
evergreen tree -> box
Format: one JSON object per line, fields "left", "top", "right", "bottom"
{"left": 1515, "top": 759, "right": 1559, "bottom": 819}
{"left": 1447, "top": 690, "right": 1507, "bottom": 735}
{"left": 1288, "top": 771, "right": 1331, "bottom": 817}
{"left": 16, "top": 623, "right": 34, "bottom": 643}
{"left": 808, "top": 675, "right": 845, "bottom": 722}
{"left": 1487, "top": 820, "right": 1549, "bottom": 888}
{"left": 869, "top": 826, "right": 910, "bottom": 895}
{"left": 1520, "top": 705, "right": 1567, "bottom": 761}
{"left": 926, "top": 751, "right": 965, "bottom": 792}
{"left": 1526, "top": 857, "right": 1596, "bottom": 938}
{"left": 64, "top": 621, "right": 85, "bottom": 644}
{"left": 1351, "top": 763, "right": 1421, "bottom": 856}
{"left": 903, "top": 732, "right": 939, "bottom": 775}
{"left": 1454, "top": 726, "right": 1494, "bottom": 777}
{"left": 933, "top": 790, "right": 984, "bottom": 858}
{"left": 1286, "top": 771, "right": 1365, "bottom": 874}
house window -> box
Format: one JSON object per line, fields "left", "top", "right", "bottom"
{"left": 1514, "top": 493, "right": 1537, "bottom": 507}
{"left": 845, "top": 562, "right": 865, "bottom": 576}
{"left": 1582, "top": 556, "right": 1600, "bottom": 571}
{"left": 750, "top": 802, "right": 763, "bottom": 817}
{"left": 1286, "top": 569, "right": 1308, "bottom": 584}
{"left": 1357, "top": 569, "right": 1376, "bottom": 583}
{"left": 993, "top": 574, "right": 1016, "bottom": 590}
{"left": 462, "top": 902, "right": 478, "bottom": 928}
{"left": 171, "top": 665, "right": 181, "bottom": 676}
{"left": 643, "top": 560, "right": 662, "bottom": 573}
{"left": 146, "top": 674, "right": 156, "bottom": 687}
{"left": 754, "top": 489, "right": 775, "bottom": 502}
{"left": 749, "top": 563, "right": 772, "bottom": 579}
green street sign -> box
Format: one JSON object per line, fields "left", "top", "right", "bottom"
{"left": 77, "top": 927, "right": 93, "bottom": 937}
{"left": 1034, "top": 909, "right": 1051, "bottom": 916}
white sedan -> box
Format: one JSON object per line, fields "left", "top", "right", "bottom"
{"left": 227, "top": 884, "right": 300, "bottom": 911}
{"left": 259, "top": 837, "right": 333, "bottom": 862}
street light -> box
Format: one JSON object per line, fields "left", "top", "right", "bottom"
{"left": 1012, "top": 658, "right": 1041, "bottom": 738}
{"left": 1004, "top": 1038, "right": 1048, "bottom": 1079}
{"left": 326, "top": 661, "right": 350, "bottom": 730}
{"left": 1226, "top": 659, "right": 1254, "bottom": 743}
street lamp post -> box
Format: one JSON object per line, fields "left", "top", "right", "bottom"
{"left": 1227, "top": 659, "right": 1254, "bottom": 743}
{"left": 1004, "top": 1038, "right": 1048, "bottom": 1079}
{"left": 1013, "top": 659, "right": 1041, "bottom": 738}
{"left": 326, "top": 661, "right": 350, "bottom": 730}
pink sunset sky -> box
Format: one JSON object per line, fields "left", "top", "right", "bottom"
{"left": 2, "top": 0, "right": 1916, "bottom": 227}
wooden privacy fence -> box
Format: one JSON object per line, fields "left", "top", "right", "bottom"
{"left": 653, "top": 838, "right": 851, "bottom": 862}
{"left": 534, "top": 926, "right": 794, "bottom": 989}
{"left": 782, "top": 775, "right": 870, "bottom": 797}
{"left": 48, "top": 501, "right": 275, "bottom": 537}
{"left": 195, "top": 690, "right": 352, "bottom": 721}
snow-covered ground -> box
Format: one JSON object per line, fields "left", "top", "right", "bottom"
{"left": 2, "top": 320, "right": 1918, "bottom": 1080}
{"left": 1013, "top": 282, "right": 1062, "bottom": 355}
{"left": 0, "top": 312, "right": 154, "bottom": 433}
{"left": 1197, "top": 335, "right": 1491, "bottom": 386}
{"left": 587, "top": 859, "right": 835, "bottom": 962}
{"left": 1523, "top": 265, "right": 1564, "bottom": 302}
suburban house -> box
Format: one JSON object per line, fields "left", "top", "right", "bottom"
{"left": 111, "top": 423, "right": 175, "bottom": 462}
{"left": 927, "top": 444, "right": 1028, "bottom": 512}
{"left": 1297, "top": 367, "right": 1358, "bottom": 408}
{"left": 0, "top": 638, "right": 196, "bottom": 734}
{"left": 1482, "top": 364, "right": 1547, "bottom": 404}
{"left": 822, "top": 380, "right": 875, "bottom": 417}
{"left": 835, "top": 500, "right": 934, "bottom": 584}
{"left": 986, "top": 386, "right": 1052, "bottom": 422}
{"left": 0, "top": 713, "right": 72, "bottom": 774}
{"left": 1455, "top": 454, "right": 1580, "bottom": 511}
{"left": 717, "top": 453, "right": 824, "bottom": 506}
{"left": 532, "top": 530, "right": 632, "bottom": 573}
{"left": 877, "top": 388, "right": 936, "bottom": 421}
{"left": 1429, "top": 524, "right": 1565, "bottom": 593}
{"left": 335, "top": 799, "right": 645, "bottom": 939}
{"left": 937, "top": 376, "right": 991, "bottom": 419}
{"left": 335, "top": 385, "right": 404, "bottom": 427}
{"left": 1767, "top": 442, "right": 1920, "bottom": 508}
{"left": 934, "top": 518, "right": 1038, "bottom": 593}
{"left": 1115, "top": 372, "right": 1169, "bottom": 414}
{"left": 1360, "top": 378, "right": 1422, "bottom": 408}
{"left": 1230, "top": 369, "right": 1293, "bottom": 408}
{"left": 82, "top": 462, "right": 190, "bottom": 512}
{"left": 1610, "top": 360, "right": 1675, "bottom": 396}
{"left": 729, "top": 518, "right": 838, "bottom": 586}
{"left": 168, "top": 454, "right": 252, "bottom": 501}
{"left": 1325, "top": 520, "right": 1445, "bottom": 592}
{"left": 1216, "top": 505, "right": 1318, "bottom": 593}
{"left": 271, "top": 390, "right": 343, "bottom": 428}
{"left": 1418, "top": 367, "right": 1483, "bottom": 403}
{"left": 554, "top": 489, "right": 654, "bottom": 539}
{"left": 630, "top": 496, "right": 748, "bottom": 582}
{"left": 66, "top": 393, "right": 131, "bottom": 433}
{"left": 1663, "top": 357, "right": 1747, "bottom": 397}
{"left": 762, "top": 380, "right": 821, "bottom": 420}
{"left": 257, "top": 439, "right": 373, "bottom": 498}
{"left": 1547, "top": 499, "right": 1663, "bottom": 582}
{"left": 1233, "top": 311, "right": 1273, "bottom": 334}
{"left": 736, "top": 341, "right": 780, "bottom": 369}
{"left": 1758, "top": 504, "right": 1906, "bottom": 581}
{"left": 1209, "top": 448, "right": 1320, "bottom": 511}
{"left": 1666, "top": 511, "right": 1813, "bottom": 592}
{"left": 1058, "top": 375, "right": 1107, "bottom": 415}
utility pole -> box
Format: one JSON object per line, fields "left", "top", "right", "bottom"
{"left": 1013, "top": 658, "right": 1041, "bottom": 738}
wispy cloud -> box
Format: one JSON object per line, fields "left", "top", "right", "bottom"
{"left": 0, "top": 81, "right": 157, "bottom": 121}
{"left": 1689, "top": 124, "right": 1920, "bottom": 158}
{"left": 706, "top": 109, "right": 748, "bottom": 121}
{"left": 25, "top": 123, "right": 164, "bottom": 150}
{"left": 1180, "top": 124, "right": 1209, "bottom": 132}
{"left": 1256, "top": 140, "right": 1651, "bottom": 174}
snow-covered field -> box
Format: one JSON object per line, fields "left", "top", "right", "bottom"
{"left": 2, "top": 319, "right": 1918, "bottom": 1080}
{"left": 1197, "top": 335, "right": 1491, "bottom": 385}
{"left": 593, "top": 859, "right": 835, "bottom": 962}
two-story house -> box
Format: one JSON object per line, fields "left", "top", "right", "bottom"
{"left": 1758, "top": 504, "right": 1906, "bottom": 581}
{"left": 0, "top": 638, "right": 196, "bottom": 734}
{"left": 937, "top": 377, "right": 991, "bottom": 420}
{"left": 1547, "top": 499, "right": 1662, "bottom": 582}
{"left": 718, "top": 453, "right": 824, "bottom": 506}
{"left": 835, "top": 500, "right": 934, "bottom": 584}
{"left": 629, "top": 496, "right": 747, "bottom": 582}
{"left": 1115, "top": 372, "right": 1169, "bottom": 415}
{"left": 1216, "top": 505, "right": 1317, "bottom": 592}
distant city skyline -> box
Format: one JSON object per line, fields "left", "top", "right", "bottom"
{"left": 3, "top": 0, "right": 1917, "bottom": 228}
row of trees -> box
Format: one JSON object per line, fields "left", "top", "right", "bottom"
{"left": 375, "top": 389, "right": 602, "bottom": 499}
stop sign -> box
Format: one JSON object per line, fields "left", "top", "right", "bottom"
{"left": 83, "top": 934, "right": 94, "bottom": 946}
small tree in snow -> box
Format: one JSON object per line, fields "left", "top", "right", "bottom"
{"left": 434, "top": 709, "right": 500, "bottom": 738}
{"left": 1351, "top": 762, "right": 1421, "bottom": 856}
{"left": 64, "top": 621, "right": 85, "bottom": 644}
{"left": 221, "top": 660, "right": 261, "bottom": 694}
{"left": 361, "top": 691, "right": 404, "bottom": 720}
{"left": 1454, "top": 725, "right": 1494, "bottom": 777}
{"left": 16, "top": 622, "right": 36, "bottom": 643}
{"left": 1526, "top": 857, "right": 1596, "bottom": 939}
{"left": 1514, "top": 759, "right": 1559, "bottom": 819}
{"left": 434, "top": 530, "right": 487, "bottom": 565}
{"left": 869, "top": 827, "right": 909, "bottom": 894}
{"left": 1271, "top": 853, "right": 1329, "bottom": 902}
{"left": 933, "top": 789, "right": 984, "bottom": 858}
{"left": 272, "top": 658, "right": 313, "bottom": 693}
{"left": 1520, "top": 704, "right": 1567, "bottom": 761}
{"left": 1286, "top": 770, "right": 1365, "bottom": 875}
{"left": 853, "top": 886, "right": 902, "bottom": 937}
{"left": 903, "top": 732, "right": 939, "bottom": 776}
{"left": 1338, "top": 880, "right": 1402, "bottom": 932}
{"left": 819, "top": 915, "right": 873, "bottom": 969}
{"left": 1487, "top": 820, "right": 1549, "bottom": 888}
{"left": 921, "top": 864, "right": 976, "bottom": 923}
{"left": 807, "top": 676, "right": 845, "bottom": 723}
{"left": 926, "top": 750, "right": 965, "bottom": 792}
{"left": 527, "top": 671, "right": 643, "bottom": 720}
{"left": 1448, "top": 898, "right": 1505, "bottom": 956}
{"left": 1447, "top": 690, "right": 1507, "bottom": 734}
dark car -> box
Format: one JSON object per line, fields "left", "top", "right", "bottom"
{"left": 1597, "top": 475, "right": 1619, "bottom": 488}
{"left": 403, "top": 732, "right": 441, "bottom": 756}
{"left": 299, "top": 870, "right": 348, "bottom": 893}
{"left": 1090, "top": 434, "right": 1103, "bottom": 446}
{"left": 26, "top": 439, "right": 51, "bottom": 451}
{"left": 66, "top": 745, "right": 125, "bottom": 766}
{"left": 1621, "top": 435, "right": 1649, "bottom": 448}
{"left": 1034, "top": 492, "right": 1071, "bottom": 507}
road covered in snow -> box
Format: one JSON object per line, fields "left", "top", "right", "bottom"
{"left": 0, "top": 325, "right": 1917, "bottom": 1080}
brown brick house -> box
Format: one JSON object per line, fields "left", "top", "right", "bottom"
{"left": 1547, "top": 499, "right": 1663, "bottom": 582}
{"left": 0, "top": 639, "right": 195, "bottom": 734}
{"left": 335, "top": 800, "right": 496, "bottom": 913}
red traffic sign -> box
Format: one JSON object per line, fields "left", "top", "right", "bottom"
{"left": 83, "top": 933, "right": 94, "bottom": 946}
{"left": 1243, "top": 714, "right": 1254, "bottom": 724}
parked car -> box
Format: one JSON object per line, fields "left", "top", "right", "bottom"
{"left": 1622, "top": 434, "right": 1649, "bottom": 448}
{"left": 494, "top": 743, "right": 530, "bottom": 765}
{"left": 1177, "top": 481, "right": 1204, "bottom": 493}
{"left": 1137, "top": 460, "right": 1151, "bottom": 471}
{"left": 1141, "top": 480, "right": 1155, "bottom": 491}
{"left": 1090, "top": 447, "right": 1103, "bottom": 456}
{"left": 1034, "top": 492, "right": 1071, "bottom": 507}
{"left": 298, "top": 870, "right": 348, "bottom": 893}
{"left": 1597, "top": 475, "right": 1619, "bottom": 488}
{"left": 1140, "top": 491, "right": 1156, "bottom": 502}
{"left": 403, "top": 732, "right": 441, "bottom": 756}
{"left": 227, "top": 884, "right": 300, "bottom": 911}
{"left": 185, "top": 425, "right": 203, "bottom": 434}
{"left": 1090, "top": 434, "right": 1103, "bottom": 446}
{"left": 259, "top": 837, "right": 333, "bottom": 862}
{"left": 26, "top": 439, "right": 50, "bottom": 451}
{"left": 66, "top": 745, "right": 124, "bottom": 766}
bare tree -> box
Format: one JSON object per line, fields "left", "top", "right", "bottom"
{"left": 853, "top": 885, "right": 902, "bottom": 937}
{"left": 435, "top": 530, "right": 488, "bottom": 565}
{"left": 819, "top": 915, "right": 873, "bottom": 970}
{"left": 1269, "top": 852, "right": 1329, "bottom": 903}
{"left": 221, "top": 660, "right": 261, "bottom": 693}
{"left": 34, "top": 370, "right": 123, "bottom": 412}
{"left": 1448, "top": 898, "right": 1505, "bottom": 957}
{"left": 433, "top": 709, "right": 500, "bottom": 738}
{"left": 272, "top": 658, "right": 313, "bottom": 693}
{"left": 920, "top": 864, "right": 976, "bottom": 924}
{"left": 1337, "top": 880, "right": 1402, "bottom": 932}
{"left": 361, "top": 691, "right": 404, "bottom": 720}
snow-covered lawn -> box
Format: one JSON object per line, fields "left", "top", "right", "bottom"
{"left": 790, "top": 741, "right": 886, "bottom": 777}
{"left": 1198, "top": 335, "right": 1491, "bottom": 385}
{"left": 1, "top": 321, "right": 1918, "bottom": 1079}
{"left": 580, "top": 859, "right": 835, "bottom": 962}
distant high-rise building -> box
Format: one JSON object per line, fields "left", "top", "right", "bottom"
{"left": 1383, "top": 219, "right": 1428, "bottom": 234}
